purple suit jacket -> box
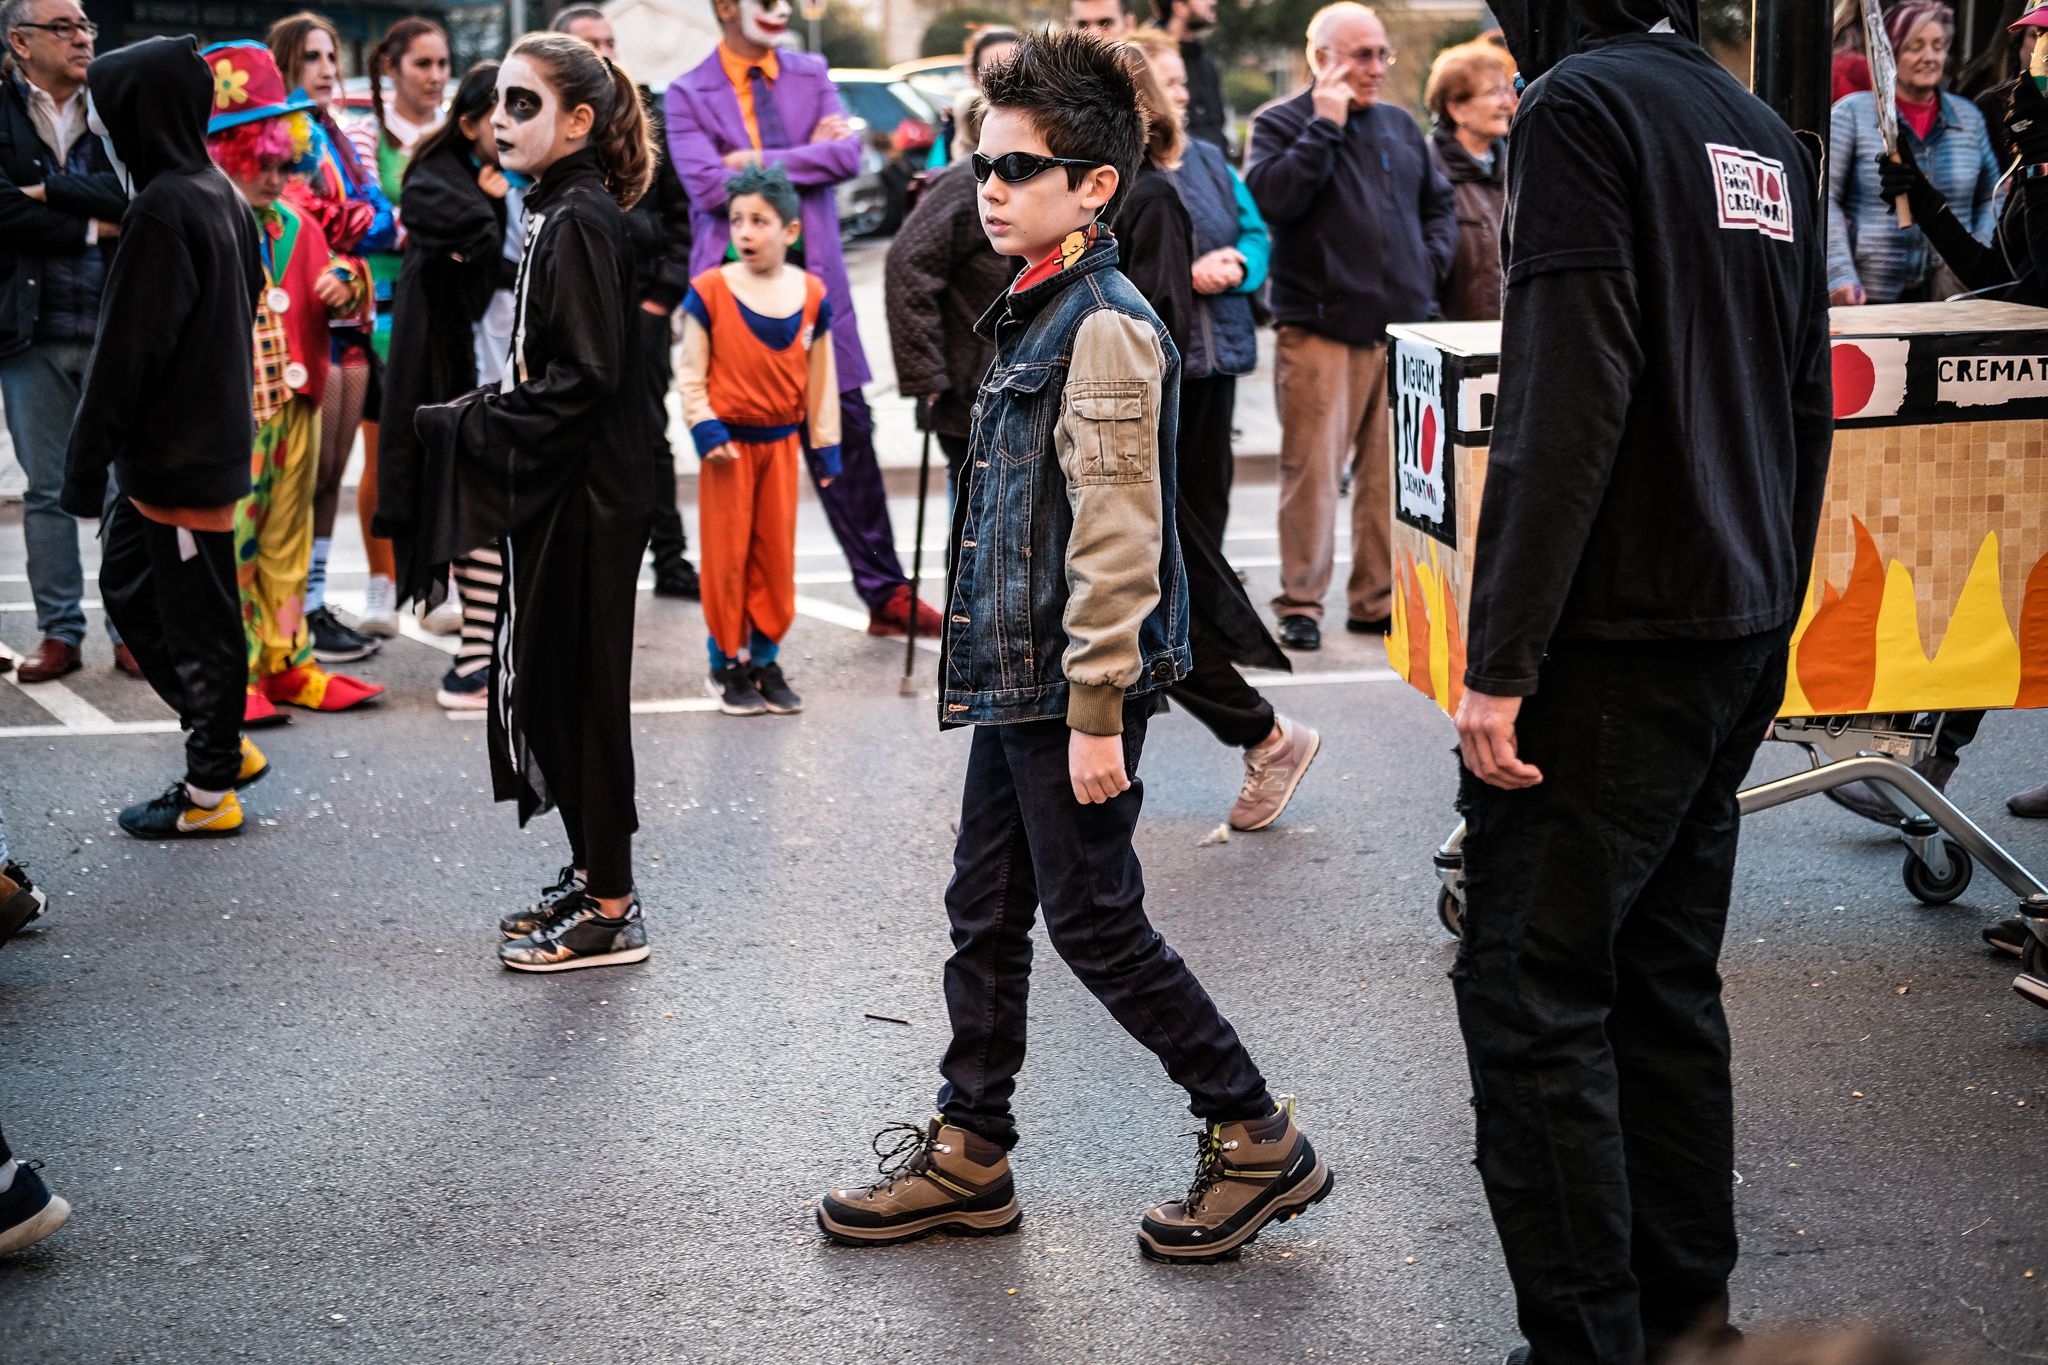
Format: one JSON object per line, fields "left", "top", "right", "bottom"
{"left": 666, "top": 47, "right": 870, "bottom": 391}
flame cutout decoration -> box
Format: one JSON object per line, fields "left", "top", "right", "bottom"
{"left": 1385, "top": 544, "right": 1466, "bottom": 714}
{"left": 1785, "top": 524, "right": 2048, "bottom": 715}
{"left": 1388, "top": 521, "right": 2048, "bottom": 719}
{"left": 1795, "top": 518, "right": 1884, "bottom": 712}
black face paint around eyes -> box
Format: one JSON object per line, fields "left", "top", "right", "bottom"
{"left": 503, "top": 87, "right": 545, "bottom": 123}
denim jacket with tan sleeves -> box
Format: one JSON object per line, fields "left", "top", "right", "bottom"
{"left": 939, "top": 234, "right": 1191, "bottom": 736}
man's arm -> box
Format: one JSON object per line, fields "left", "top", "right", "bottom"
{"left": 0, "top": 162, "right": 105, "bottom": 252}
{"left": 39, "top": 168, "right": 126, "bottom": 223}
{"left": 881, "top": 181, "right": 956, "bottom": 403}
{"left": 61, "top": 211, "right": 199, "bottom": 515}
{"left": 762, "top": 78, "right": 859, "bottom": 187}
{"left": 1242, "top": 100, "right": 1338, "bottom": 224}
{"left": 667, "top": 82, "right": 740, "bottom": 213}
{"left": 1053, "top": 309, "right": 1167, "bottom": 739}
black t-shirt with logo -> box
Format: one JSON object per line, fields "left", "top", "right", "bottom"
{"left": 1463, "top": 33, "right": 1834, "bottom": 696}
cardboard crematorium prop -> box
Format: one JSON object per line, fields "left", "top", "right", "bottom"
{"left": 1383, "top": 301, "right": 2048, "bottom": 719}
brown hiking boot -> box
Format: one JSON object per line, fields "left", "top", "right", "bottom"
{"left": 817, "top": 1117, "right": 1022, "bottom": 1246}
{"left": 1138, "top": 1096, "right": 1333, "bottom": 1263}
{"left": 1228, "top": 717, "right": 1321, "bottom": 831}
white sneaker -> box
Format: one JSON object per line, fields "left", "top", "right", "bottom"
{"left": 359, "top": 575, "right": 399, "bottom": 638}
{"left": 418, "top": 592, "right": 462, "bottom": 636}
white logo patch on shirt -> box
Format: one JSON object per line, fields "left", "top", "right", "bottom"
{"left": 1706, "top": 143, "right": 1794, "bottom": 242}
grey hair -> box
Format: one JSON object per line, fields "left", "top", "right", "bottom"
{"left": 1, "top": 0, "right": 43, "bottom": 39}
{"left": 1306, "top": 1, "right": 1379, "bottom": 48}
{"left": 550, "top": 5, "right": 608, "bottom": 32}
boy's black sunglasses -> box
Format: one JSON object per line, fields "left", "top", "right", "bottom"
{"left": 971, "top": 151, "right": 1106, "bottom": 184}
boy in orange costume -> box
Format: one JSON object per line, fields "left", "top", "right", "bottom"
{"left": 679, "top": 163, "right": 838, "bottom": 716}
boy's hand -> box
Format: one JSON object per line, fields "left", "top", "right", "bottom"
{"left": 1069, "top": 730, "right": 1130, "bottom": 805}
{"left": 705, "top": 443, "right": 737, "bottom": 464}
{"left": 476, "top": 165, "right": 510, "bottom": 200}
{"left": 313, "top": 271, "right": 352, "bottom": 310}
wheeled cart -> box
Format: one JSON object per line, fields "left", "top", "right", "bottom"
{"left": 1385, "top": 303, "right": 2048, "bottom": 1003}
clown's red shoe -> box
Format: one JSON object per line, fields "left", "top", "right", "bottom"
{"left": 260, "top": 663, "right": 384, "bottom": 712}
{"left": 244, "top": 689, "right": 288, "bottom": 728}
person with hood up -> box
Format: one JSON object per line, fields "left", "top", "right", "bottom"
{"left": 1448, "top": 0, "right": 1833, "bottom": 1359}
{"left": 60, "top": 34, "right": 268, "bottom": 840}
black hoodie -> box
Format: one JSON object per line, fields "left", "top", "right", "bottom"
{"left": 1461, "top": 3, "right": 1833, "bottom": 695}
{"left": 60, "top": 35, "right": 261, "bottom": 516}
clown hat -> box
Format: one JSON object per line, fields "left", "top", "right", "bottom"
{"left": 202, "top": 40, "right": 317, "bottom": 134}
{"left": 2013, "top": 0, "right": 2048, "bottom": 30}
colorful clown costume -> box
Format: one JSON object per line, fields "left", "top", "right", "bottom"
{"left": 679, "top": 264, "right": 841, "bottom": 668}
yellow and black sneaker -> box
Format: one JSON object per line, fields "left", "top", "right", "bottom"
{"left": 235, "top": 737, "right": 270, "bottom": 790}
{"left": 817, "top": 1117, "right": 1022, "bottom": 1246}
{"left": 116, "top": 784, "right": 243, "bottom": 840}
{"left": 1137, "top": 1096, "right": 1333, "bottom": 1263}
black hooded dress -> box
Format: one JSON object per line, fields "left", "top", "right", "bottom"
{"left": 60, "top": 35, "right": 262, "bottom": 517}
{"left": 373, "top": 137, "right": 511, "bottom": 605}
{"left": 413, "top": 149, "right": 656, "bottom": 831}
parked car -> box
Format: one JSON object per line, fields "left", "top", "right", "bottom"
{"left": 835, "top": 139, "right": 891, "bottom": 241}
{"left": 830, "top": 68, "right": 939, "bottom": 235}
{"left": 890, "top": 55, "right": 968, "bottom": 117}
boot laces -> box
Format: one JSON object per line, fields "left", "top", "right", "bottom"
{"left": 866, "top": 1121, "right": 942, "bottom": 1193}
{"left": 1181, "top": 1125, "right": 1230, "bottom": 1213}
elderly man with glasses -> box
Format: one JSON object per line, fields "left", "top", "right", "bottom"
{"left": 0, "top": 0, "right": 131, "bottom": 683}
{"left": 1245, "top": 1, "right": 1457, "bottom": 653}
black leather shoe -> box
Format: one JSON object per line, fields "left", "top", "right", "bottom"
{"left": 1277, "top": 615, "right": 1321, "bottom": 651}
{"left": 1346, "top": 616, "right": 1392, "bottom": 635}
{"left": 2009, "top": 781, "right": 2048, "bottom": 819}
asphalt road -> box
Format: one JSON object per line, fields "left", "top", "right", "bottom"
{"left": 1, "top": 482, "right": 2044, "bottom": 1364}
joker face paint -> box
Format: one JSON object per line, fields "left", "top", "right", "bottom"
{"left": 492, "top": 55, "right": 588, "bottom": 179}
{"left": 735, "top": 0, "right": 791, "bottom": 47}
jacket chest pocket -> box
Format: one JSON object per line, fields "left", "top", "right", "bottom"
{"left": 981, "top": 363, "right": 1056, "bottom": 466}
{"left": 1066, "top": 380, "right": 1152, "bottom": 485}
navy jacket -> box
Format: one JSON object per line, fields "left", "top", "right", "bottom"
{"left": 0, "top": 71, "right": 123, "bottom": 356}
{"left": 1244, "top": 89, "right": 1458, "bottom": 347}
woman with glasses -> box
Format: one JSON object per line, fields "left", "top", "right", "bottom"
{"left": 1826, "top": 0, "right": 1999, "bottom": 305}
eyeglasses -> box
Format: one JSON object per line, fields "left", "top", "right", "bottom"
{"left": 14, "top": 19, "right": 96, "bottom": 40}
{"left": 1314, "top": 44, "right": 1397, "bottom": 67}
{"left": 972, "top": 150, "right": 1105, "bottom": 184}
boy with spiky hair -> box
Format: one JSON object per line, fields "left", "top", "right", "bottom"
{"left": 817, "top": 29, "right": 1331, "bottom": 1263}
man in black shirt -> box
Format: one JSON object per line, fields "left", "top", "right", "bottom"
{"left": 1154, "top": 0, "right": 1227, "bottom": 152}
{"left": 1450, "top": 0, "right": 1833, "bottom": 1359}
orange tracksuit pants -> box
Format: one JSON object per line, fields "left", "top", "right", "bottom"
{"left": 698, "top": 434, "right": 798, "bottom": 663}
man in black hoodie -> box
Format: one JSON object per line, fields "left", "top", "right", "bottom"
{"left": 1449, "top": 0, "right": 1832, "bottom": 1360}
{"left": 60, "top": 34, "right": 264, "bottom": 839}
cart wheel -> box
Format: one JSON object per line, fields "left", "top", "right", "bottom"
{"left": 1901, "top": 840, "right": 1973, "bottom": 905}
{"left": 2024, "top": 932, "right": 2048, "bottom": 981}
{"left": 1436, "top": 887, "right": 1464, "bottom": 939}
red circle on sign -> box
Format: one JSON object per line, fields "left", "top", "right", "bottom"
{"left": 1831, "top": 343, "right": 1876, "bottom": 419}
{"left": 1420, "top": 407, "right": 1437, "bottom": 474}
{"left": 1765, "top": 174, "right": 1782, "bottom": 203}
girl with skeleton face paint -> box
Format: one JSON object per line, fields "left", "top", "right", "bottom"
{"left": 412, "top": 33, "right": 663, "bottom": 974}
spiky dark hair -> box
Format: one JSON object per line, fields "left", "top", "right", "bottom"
{"left": 725, "top": 162, "right": 801, "bottom": 224}
{"left": 977, "top": 27, "right": 1149, "bottom": 223}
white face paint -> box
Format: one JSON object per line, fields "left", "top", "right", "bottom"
{"left": 85, "top": 91, "right": 130, "bottom": 195}
{"left": 738, "top": 0, "right": 791, "bottom": 47}
{"left": 491, "top": 55, "right": 563, "bottom": 178}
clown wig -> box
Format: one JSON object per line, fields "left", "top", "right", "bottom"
{"left": 206, "top": 111, "right": 316, "bottom": 181}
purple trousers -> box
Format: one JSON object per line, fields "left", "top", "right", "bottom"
{"left": 803, "top": 389, "right": 907, "bottom": 611}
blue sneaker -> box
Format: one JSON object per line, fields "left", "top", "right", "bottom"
{"left": 436, "top": 667, "right": 491, "bottom": 711}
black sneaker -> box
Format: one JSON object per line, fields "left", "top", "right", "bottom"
{"left": 1345, "top": 616, "right": 1392, "bottom": 635}
{"left": 499, "top": 864, "right": 587, "bottom": 940}
{"left": 653, "top": 558, "right": 701, "bottom": 600}
{"left": 750, "top": 662, "right": 803, "bottom": 714}
{"left": 1984, "top": 915, "right": 2036, "bottom": 958}
{"left": 308, "top": 605, "right": 380, "bottom": 664}
{"left": 0, "top": 861, "right": 47, "bottom": 948}
{"left": 707, "top": 665, "right": 767, "bottom": 716}
{"left": 0, "top": 1158, "right": 71, "bottom": 1258}
{"left": 499, "top": 896, "right": 650, "bottom": 973}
